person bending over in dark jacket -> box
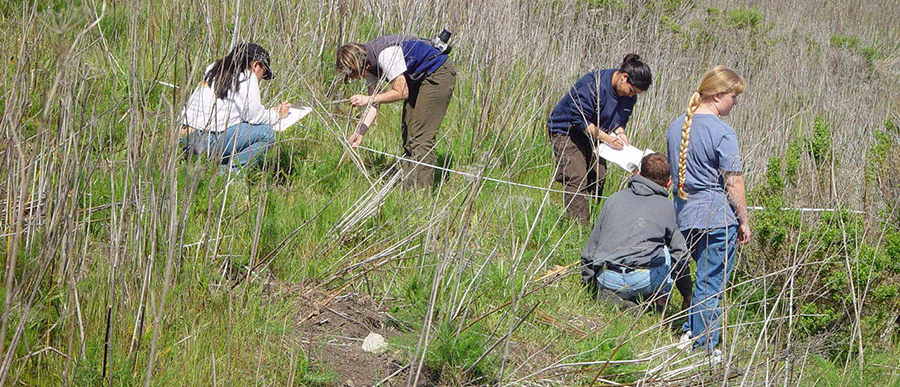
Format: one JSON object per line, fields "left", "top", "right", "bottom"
{"left": 335, "top": 35, "right": 456, "bottom": 190}
{"left": 580, "top": 153, "right": 691, "bottom": 310}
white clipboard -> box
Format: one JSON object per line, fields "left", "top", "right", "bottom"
{"left": 595, "top": 143, "right": 655, "bottom": 172}
{"left": 274, "top": 107, "right": 312, "bottom": 132}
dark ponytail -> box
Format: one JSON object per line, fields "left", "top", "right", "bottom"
{"left": 619, "top": 53, "right": 652, "bottom": 91}
{"left": 204, "top": 44, "right": 255, "bottom": 99}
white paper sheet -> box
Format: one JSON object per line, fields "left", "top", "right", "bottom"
{"left": 274, "top": 107, "right": 312, "bottom": 132}
{"left": 595, "top": 143, "right": 655, "bottom": 172}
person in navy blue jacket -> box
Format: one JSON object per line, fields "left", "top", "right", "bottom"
{"left": 336, "top": 35, "right": 456, "bottom": 190}
{"left": 547, "top": 54, "right": 652, "bottom": 224}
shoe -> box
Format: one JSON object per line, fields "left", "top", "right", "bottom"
{"left": 596, "top": 289, "right": 638, "bottom": 310}
{"left": 708, "top": 349, "right": 722, "bottom": 365}
{"left": 676, "top": 331, "right": 692, "bottom": 350}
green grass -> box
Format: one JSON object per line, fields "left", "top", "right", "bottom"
{"left": 2, "top": 0, "right": 899, "bottom": 385}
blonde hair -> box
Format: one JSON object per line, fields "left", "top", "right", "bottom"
{"left": 335, "top": 43, "right": 367, "bottom": 80}
{"left": 676, "top": 66, "right": 747, "bottom": 199}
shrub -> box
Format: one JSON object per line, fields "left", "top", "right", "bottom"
{"left": 829, "top": 34, "right": 860, "bottom": 49}
{"left": 807, "top": 115, "right": 832, "bottom": 165}
{"left": 785, "top": 137, "right": 804, "bottom": 181}
{"left": 726, "top": 7, "right": 764, "bottom": 29}
{"left": 580, "top": 0, "right": 625, "bottom": 10}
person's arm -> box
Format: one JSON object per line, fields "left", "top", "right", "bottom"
{"left": 580, "top": 208, "right": 607, "bottom": 285}
{"left": 612, "top": 98, "right": 636, "bottom": 146}
{"left": 589, "top": 123, "right": 624, "bottom": 150}
{"left": 349, "top": 75, "right": 408, "bottom": 106}
{"left": 717, "top": 132, "right": 750, "bottom": 244}
{"left": 350, "top": 46, "right": 409, "bottom": 107}
{"left": 667, "top": 218, "right": 692, "bottom": 308}
{"left": 581, "top": 207, "right": 606, "bottom": 259}
{"left": 667, "top": 221, "right": 688, "bottom": 262}
{"left": 576, "top": 74, "right": 624, "bottom": 149}
{"left": 725, "top": 171, "right": 751, "bottom": 245}
{"left": 347, "top": 84, "right": 380, "bottom": 148}
{"left": 238, "top": 71, "right": 289, "bottom": 124}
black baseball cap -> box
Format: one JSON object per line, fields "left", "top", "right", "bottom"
{"left": 241, "top": 43, "right": 274, "bottom": 80}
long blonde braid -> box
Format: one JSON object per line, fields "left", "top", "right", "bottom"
{"left": 677, "top": 92, "right": 702, "bottom": 199}
{"left": 676, "top": 66, "right": 747, "bottom": 200}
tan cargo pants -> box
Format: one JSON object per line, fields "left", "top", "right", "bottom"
{"left": 401, "top": 59, "right": 456, "bottom": 190}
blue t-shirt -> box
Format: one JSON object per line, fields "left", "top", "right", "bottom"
{"left": 665, "top": 114, "right": 743, "bottom": 230}
{"left": 546, "top": 69, "right": 636, "bottom": 136}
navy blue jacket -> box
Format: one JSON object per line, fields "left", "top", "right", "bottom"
{"left": 547, "top": 69, "right": 636, "bottom": 136}
{"left": 364, "top": 35, "right": 447, "bottom": 81}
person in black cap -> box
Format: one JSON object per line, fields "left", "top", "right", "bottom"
{"left": 179, "top": 43, "right": 291, "bottom": 172}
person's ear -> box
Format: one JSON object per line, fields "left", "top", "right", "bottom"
{"left": 712, "top": 92, "right": 727, "bottom": 103}
{"left": 665, "top": 177, "right": 672, "bottom": 188}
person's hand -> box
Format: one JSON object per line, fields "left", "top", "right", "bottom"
{"left": 738, "top": 221, "right": 752, "bottom": 245}
{"left": 349, "top": 94, "right": 372, "bottom": 107}
{"left": 276, "top": 102, "right": 291, "bottom": 119}
{"left": 601, "top": 133, "right": 624, "bottom": 150}
{"left": 616, "top": 131, "right": 629, "bottom": 146}
{"left": 347, "top": 132, "right": 363, "bottom": 148}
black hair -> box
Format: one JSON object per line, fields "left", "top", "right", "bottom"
{"left": 204, "top": 43, "right": 272, "bottom": 99}
{"left": 619, "top": 53, "right": 652, "bottom": 91}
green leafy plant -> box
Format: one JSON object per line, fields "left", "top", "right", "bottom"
{"left": 807, "top": 115, "right": 833, "bottom": 165}
{"left": 726, "top": 7, "right": 764, "bottom": 29}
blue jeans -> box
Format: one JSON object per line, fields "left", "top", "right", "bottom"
{"left": 184, "top": 122, "right": 275, "bottom": 169}
{"left": 681, "top": 226, "right": 738, "bottom": 352}
{"left": 596, "top": 248, "right": 673, "bottom": 302}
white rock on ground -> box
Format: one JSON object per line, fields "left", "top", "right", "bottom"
{"left": 361, "top": 332, "right": 387, "bottom": 354}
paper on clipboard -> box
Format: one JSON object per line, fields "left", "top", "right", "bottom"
{"left": 595, "top": 143, "right": 654, "bottom": 172}
{"left": 274, "top": 107, "right": 312, "bottom": 132}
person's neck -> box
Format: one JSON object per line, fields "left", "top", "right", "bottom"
{"left": 611, "top": 71, "right": 622, "bottom": 97}
{"left": 694, "top": 102, "right": 719, "bottom": 116}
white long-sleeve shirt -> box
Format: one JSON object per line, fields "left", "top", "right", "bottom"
{"left": 179, "top": 64, "right": 280, "bottom": 132}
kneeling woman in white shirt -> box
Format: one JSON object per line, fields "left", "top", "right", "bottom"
{"left": 179, "top": 43, "right": 290, "bottom": 171}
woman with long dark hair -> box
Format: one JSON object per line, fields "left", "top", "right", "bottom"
{"left": 546, "top": 54, "right": 652, "bottom": 224}
{"left": 180, "top": 43, "right": 290, "bottom": 171}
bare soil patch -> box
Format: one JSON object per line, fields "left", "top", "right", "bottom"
{"left": 294, "top": 291, "right": 439, "bottom": 386}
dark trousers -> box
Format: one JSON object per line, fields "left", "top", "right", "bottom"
{"left": 550, "top": 131, "right": 606, "bottom": 224}
{"left": 401, "top": 59, "right": 457, "bottom": 189}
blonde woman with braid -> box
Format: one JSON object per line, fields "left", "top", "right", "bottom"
{"left": 665, "top": 66, "right": 751, "bottom": 358}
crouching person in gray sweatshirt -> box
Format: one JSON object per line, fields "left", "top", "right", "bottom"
{"left": 580, "top": 153, "right": 689, "bottom": 310}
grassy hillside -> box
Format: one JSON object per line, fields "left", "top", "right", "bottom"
{"left": 1, "top": 0, "right": 898, "bottom": 385}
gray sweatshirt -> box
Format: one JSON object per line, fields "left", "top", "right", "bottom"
{"left": 581, "top": 175, "right": 687, "bottom": 270}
